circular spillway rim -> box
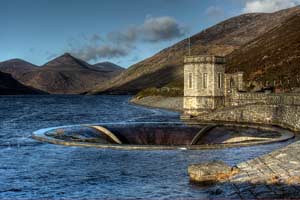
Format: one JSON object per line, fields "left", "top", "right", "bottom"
{"left": 31, "top": 122, "right": 295, "bottom": 150}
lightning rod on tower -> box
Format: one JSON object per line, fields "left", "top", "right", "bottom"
{"left": 188, "top": 37, "right": 191, "bottom": 56}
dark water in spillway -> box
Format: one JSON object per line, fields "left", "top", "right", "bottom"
{"left": 0, "top": 95, "right": 294, "bottom": 199}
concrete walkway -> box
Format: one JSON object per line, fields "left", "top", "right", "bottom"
{"left": 210, "top": 141, "right": 300, "bottom": 199}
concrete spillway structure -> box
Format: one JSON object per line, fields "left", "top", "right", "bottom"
{"left": 87, "top": 125, "right": 123, "bottom": 144}
{"left": 32, "top": 122, "right": 295, "bottom": 150}
{"left": 190, "top": 124, "right": 217, "bottom": 145}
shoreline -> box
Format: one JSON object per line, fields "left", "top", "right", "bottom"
{"left": 130, "top": 96, "right": 183, "bottom": 113}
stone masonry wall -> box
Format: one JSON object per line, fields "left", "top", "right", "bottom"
{"left": 197, "top": 92, "right": 300, "bottom": 132}
{"left": 228, "top": 92, "right": 300, "bottom": 106}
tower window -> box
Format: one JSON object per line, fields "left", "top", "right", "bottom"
{"left": 188, "top": 73, "right": 193, "bottom": 89}
{"left": 230, "top": 77, "right": 235, "bottom": 88}
{"left": 218, "top": 73, "right": 222, "bottom": 88}
{"left": 203, "top": 73, "right": 208, "bottom": 89}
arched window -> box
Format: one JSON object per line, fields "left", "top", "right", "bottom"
{"left": 188, "top": 73, "right": 193, "bottom": 89}
{"left": 203, "top": 73, "right": 208, "bottom": 89}
{"left": 218, "top": 73, "right": 222, "bottom": 88}
{"left": 230, "top": 77, "right": 235, "bottom": 88}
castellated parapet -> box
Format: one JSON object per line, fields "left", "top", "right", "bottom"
{"left": 184, "top": 55, "right": 226, "bottom": 64}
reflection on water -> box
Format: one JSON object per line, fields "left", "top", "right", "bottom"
{"left": 0, "top": 95, "right": 294, "bottom": 199}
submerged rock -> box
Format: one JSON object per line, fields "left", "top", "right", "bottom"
{"left": 188, "top": 161, "right": 239, "bottom": 185}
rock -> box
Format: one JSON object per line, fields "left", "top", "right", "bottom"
{"left": 287, "top": 176, "right": 300, "bottom": 185}
{"left": 188, "top": 161, "right": 239, "bottom": 185}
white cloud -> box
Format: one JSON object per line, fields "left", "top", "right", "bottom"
{"left": 71, "top": 45, "right": 129, "bottom": 61}
{"left": 205, "top": 6, "right": 225, "bottom": 17}
{"left": 108, "top": 16, "right": 187, "bottom": 43}
{"left": 68, "top": 16, "right": 188, "bottom": 61}
{"left": 141, "top": 16, "right": 187, "bottom": 42}
{"left": 243, "top": 0, "right": 300, "bottom": 13}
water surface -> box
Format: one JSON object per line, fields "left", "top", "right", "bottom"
{"left": 0, "top": 95, "right": 293, "bottom": 199}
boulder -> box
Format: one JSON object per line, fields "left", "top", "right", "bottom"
{"left": 188, "top": 161, "right": 239, "bottom": 185}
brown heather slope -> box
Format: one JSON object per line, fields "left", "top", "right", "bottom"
{"left": 0, "top": 53, "right": 124, "bottom": 94}
{"left": 94, "top": 62, "right": 125, "bottom": 76}
{"left": 90, "top": 6, "right": 300, "bottom": 94}
{"left": 0, "top": 59, "right": 38, "bottom": 80}
{"left": 21, "top": 53, "right": 123, "bottom": 94}
{"left": 0, "top": 71, "right": 46, "bottom": 95}
{"left": 226, "top": 13, "right": 300, "bottom": 90}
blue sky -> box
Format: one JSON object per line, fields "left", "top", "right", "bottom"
{"left": 0, "top": 0, "right": 299, "bottom": 67}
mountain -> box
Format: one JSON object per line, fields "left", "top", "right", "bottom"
{"left": 90, "top": 6, "right": 300, "bottom": 94}
{"left": 226, "top": 13, "right": 300, "bottom": 91}
{"left": 93, "top": 62, "right": 125, "bottom": 76}
{"left": 0, "top": 71, "right": 46, "bottom": 95}
{"left": 0, "top": 53, "right": 124, "bottom": 94}
{"left": 0, "top": 59, "right": 38, "bottom": 80}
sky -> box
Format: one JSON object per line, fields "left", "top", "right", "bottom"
{"left": 0, "top": 0, "right": 300, "bottom": 67}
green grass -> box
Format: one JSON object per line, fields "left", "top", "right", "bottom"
{"left": 135, "top": 78, "right": 184, "bottom": 98}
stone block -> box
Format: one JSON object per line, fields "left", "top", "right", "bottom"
{"left": 188, "top": 161, "right": 239, "bottom": 185}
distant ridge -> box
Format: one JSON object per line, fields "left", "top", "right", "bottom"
{"left": 0, "top": 53, "right": 124, "bottom": 94}
{"left": 93, "top": 62, "right": 124, "bottom": 75}
{"left": 0, "top": 59, "right": 38, "bottom": 80}
{"left": 43, "top": 53, "right": 93, "bottom": 70}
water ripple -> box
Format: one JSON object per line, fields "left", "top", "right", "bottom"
{"left": 0, "top": 95, "right": 293, "bottom": 199}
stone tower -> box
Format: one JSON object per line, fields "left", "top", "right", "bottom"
{"left": 183, "top": 55, "right": 226, "bottom": 117}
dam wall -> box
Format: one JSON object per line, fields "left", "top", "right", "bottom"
{"left": 227, "top": 92, "right": 300, "bottom": 106}
{"left": 197, "top": 92, "right": 300, "bottom": 132}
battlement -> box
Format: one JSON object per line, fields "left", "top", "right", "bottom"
{"left": 184, "top": 55, "right": 226, "bottom": 64}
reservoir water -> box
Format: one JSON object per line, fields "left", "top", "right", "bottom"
{"left": 0, "top": 95, "right": 293, "bottom": 199}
